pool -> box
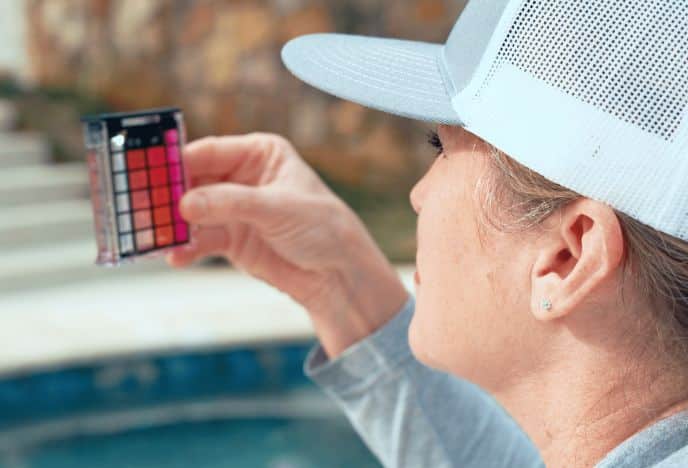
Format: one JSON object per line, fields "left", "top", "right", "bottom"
{"left": 0, "top": 343, "right": 380, "bottom": 467}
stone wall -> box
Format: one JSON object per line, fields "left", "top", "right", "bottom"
{"left": 26, "top": 0, "right": 465, "bottom": 190}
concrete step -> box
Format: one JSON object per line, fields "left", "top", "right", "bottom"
{"left": 0, "top": 265, "right": 415, "bottom": 375}
{"left": 0, "top": 200, "right": 93, "bottom": 248}
{"left": 0, "top": 132, "right": 51, "bottom": 168}
{"left": 0, "top": 239, "right": 167, "bottom": 293}
{"left": 0, "top": 163, "right": 89, "bottom": 206}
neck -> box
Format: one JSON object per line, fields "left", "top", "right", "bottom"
{"left": 492, "top": 349, "right": 688, "bottom": 467}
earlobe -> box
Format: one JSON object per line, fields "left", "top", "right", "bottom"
{"left": 530, "top": 263, "right": 570, "bottom": 321}
{"left": 529, "top": 199, "right": 624, "bottom": 322}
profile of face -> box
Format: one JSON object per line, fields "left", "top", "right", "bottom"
{"left": 408, "top": 125, "right": 530, "bottom": 389}
{"left": 408, "top": 125, "right": 625, "bottom": 392}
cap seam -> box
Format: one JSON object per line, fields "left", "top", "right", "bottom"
{"left": 437, "top": 47, "right": 458, "bottom": 98}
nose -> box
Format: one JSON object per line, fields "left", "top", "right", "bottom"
{"left": 410, "top": 172, "right": 430, "bottom": 215}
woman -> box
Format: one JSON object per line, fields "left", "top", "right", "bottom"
{"left": 168, "top": 1, "right": 688, "bottom": 466}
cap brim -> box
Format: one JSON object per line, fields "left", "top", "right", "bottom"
{"left": 281, "top": 34, "right": 462, "bottom": 125}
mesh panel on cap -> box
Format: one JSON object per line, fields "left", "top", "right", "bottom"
{"left": 478, "top": 0, "right": 688, "bottom": 141}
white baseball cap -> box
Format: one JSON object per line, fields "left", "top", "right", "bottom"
{"left": 281, "top": 0, "right": 688, "bottom": 242}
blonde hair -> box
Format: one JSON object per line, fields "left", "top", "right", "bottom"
{"left": 476, "top": 142, "right": 688, "bottom": 366}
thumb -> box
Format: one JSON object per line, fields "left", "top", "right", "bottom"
{"left": 180, "top": 183, "right": 278, "bottom": 227}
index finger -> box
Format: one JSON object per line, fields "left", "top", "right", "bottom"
{"left": 183, "top": 134, "right": 266, "bottom": 181}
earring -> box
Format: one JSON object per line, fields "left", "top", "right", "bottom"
{"left": 540, "top": 298, "right": 552, "bottom": 311}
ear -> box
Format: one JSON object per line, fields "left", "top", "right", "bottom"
{"left": 530, "top": 199, "right": 625, "bottom": 321}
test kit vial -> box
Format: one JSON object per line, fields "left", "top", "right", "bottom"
{"left": 82, "top": 107, "right": 190, "bottom": 266}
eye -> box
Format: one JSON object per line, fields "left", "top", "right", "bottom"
{"left": 427, "top": 131, "right": 446, "bottom": 159}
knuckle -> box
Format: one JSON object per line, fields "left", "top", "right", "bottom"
{"left": 270, "top": 134, "right": 294, "bottom": 152}
{"left": 245, "top": 132, "right": 271, "bottom": 146}
{"left": 189, "top": 135, "right": 220, "bottom": 159}
{"left": 197, "top": 135, "right": 219, "bottom": 146}
{"left": 248, "top": 132, "right": 293, "bottom": 157}
{"left": 205, "top": 135, "right": 220, "bottom": 156}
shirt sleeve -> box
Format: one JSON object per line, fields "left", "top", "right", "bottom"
{"left": 304, "top": 294, "right": 545, "bottom": 468}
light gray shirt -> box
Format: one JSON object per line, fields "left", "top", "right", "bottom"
{"left": 305, "top": 295, "right": 688, "bottom": 467}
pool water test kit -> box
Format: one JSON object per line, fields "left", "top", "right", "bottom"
{"left": 82, "top": 107, "right": 190, "bottom": 266}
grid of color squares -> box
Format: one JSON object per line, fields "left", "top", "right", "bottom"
{"left": 111, "top": 129, "right": 188, "bottom": 256}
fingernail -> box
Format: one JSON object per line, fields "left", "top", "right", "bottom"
{"left": 183, "top": 193, "right": 207, "bottom": 219}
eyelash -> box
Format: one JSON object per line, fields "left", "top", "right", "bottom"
{"left": 427, "top": 131, "right": 446, "bottom": 159}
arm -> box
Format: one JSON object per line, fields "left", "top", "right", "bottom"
{"left": 171, "top": 134, "right": 543, "bottom": 468}
{"left": 306, "top": 295, "right": 544, "bottom": 468}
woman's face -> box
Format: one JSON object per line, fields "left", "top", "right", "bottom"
{"left": 409, "top": 125, "right": 542, "bottom": 390}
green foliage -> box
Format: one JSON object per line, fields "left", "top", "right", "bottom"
{"left": 0, "top": 77, "right": 22, "bottom": 97}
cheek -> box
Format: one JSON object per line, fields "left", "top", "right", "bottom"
{"left": 409, "top": 181, "right": 522, "bottom": 376}
{"left": 410, "top": 250, "right": 481, "bottom": 371}
{"left": 410, "top": 189, "right": 478, "bottom": 369}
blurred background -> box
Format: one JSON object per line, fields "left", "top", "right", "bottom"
{"left": 0, "top": 1, "right": 464, "bottom": 467}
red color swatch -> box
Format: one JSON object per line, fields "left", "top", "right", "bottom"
{"left": 175, "top": 224, "right": 189, "bottom": 242}
{"left": 131, "top": 190, "right": 151, "bottom": 210}
{"left": 154, "top": 206, "right": 172, "bottom": 226}
{"left": 156, "top": 226, "right": 174, "bottom": 246}
{"left": 150, "top": 167, "right": 168, "bottom": 187}
{"left": 151, "top": 186, "right": 171, "bottom": 207}
{"left": 127, "top": 150, "right": 146, "bottom": 170}
{"left": 134, "top": 210, "right": 152, "bottom": 230}
{"left": 171, "top": 184, "right": 184, "bottom": 202}
{"left": 166, "top": 145, "right": 181, "bottom": 164}
{"left": 172, "top": 205, "right": 183, "bottom": 223}
{"left": 137, "top": 229, "right": 154, "bottom": 251}
{"left": 114, "top": 125, "right": 189, "bottom": 258}
{"left": 147, "top": 146, "right": 167, "bottom": 167}
{"left": 165, "top": 129, "right": 179, "bottom": 145}
{"left": 129, "top": 170, "right": 149, "bottom": 190}
{"left": 169, "top": 164, "right": 183, "bottom": 183}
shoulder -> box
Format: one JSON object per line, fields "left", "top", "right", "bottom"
{"left": 596, "top": 410, "right": 688, "bottom": 468}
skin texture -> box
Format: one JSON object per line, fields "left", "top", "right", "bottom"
{"left": 170, "top": 128, "right": 688, "bottom": 467}
{"left": 167, "top": 133, "right": 409, "bottom": 356}
{"left": 410, "top": 125, "right": 688, "bottom": 467}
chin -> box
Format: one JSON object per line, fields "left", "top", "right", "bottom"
{"left": 408, "top": 313, "right": 447, "bottom": 371}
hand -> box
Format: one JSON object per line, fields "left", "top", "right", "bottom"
{"left": 168, "top": 133, "right": 409, "bottom": 356}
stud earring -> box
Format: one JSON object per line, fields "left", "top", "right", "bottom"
{"left": 540, "top": 298, "right": 552, "bottom": 310}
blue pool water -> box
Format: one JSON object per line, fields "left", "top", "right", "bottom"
{"left": 6, "top": 417, "right": 379, "bottom": 468}
{"left": 0, "top": 343, "right": 380, "bottom": 468}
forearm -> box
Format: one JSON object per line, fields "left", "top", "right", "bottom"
{"left": 303, "top": 217, "right": 410, "bottom": 358}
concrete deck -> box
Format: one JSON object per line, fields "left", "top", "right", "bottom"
{"left": 0, "top": 265, "right": 415, "bottom": 377}
{"left": 0, "top": 239, "right": 167, "bottom": 292}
